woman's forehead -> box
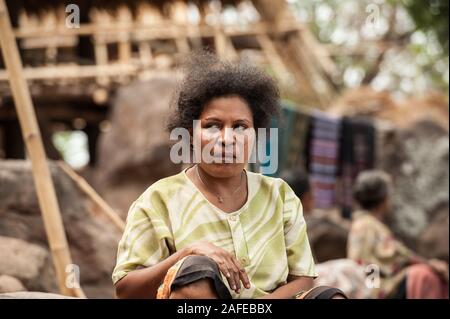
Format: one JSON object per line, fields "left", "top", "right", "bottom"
{"left": 200, "top": 96, "right": 253, "bottom": 120}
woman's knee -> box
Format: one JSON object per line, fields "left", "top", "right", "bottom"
{"left": 170, "top": 278, "right": 218, "bottom": 299}
{"left": 184, "top": 255, "right": 219, "bottom": 269}
{"left": 168, "top": 255, "right": 220, "bottom": 299}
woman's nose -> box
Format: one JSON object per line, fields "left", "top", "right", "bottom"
{"left": 220, "top": 127, "right": 235, "bottom": 145}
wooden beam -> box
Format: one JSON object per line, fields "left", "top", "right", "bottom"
{"left": 13, "top": 21, "right": 302, "bottom": 41}
{"left": 57, "top": 161, "right": 125, "bottom": 232}
{"left": 0, "top": 64, "right": 173, "bottom": 82}
{"left": 0, "top": 0, "right": 85, "bottom": 298}
{"left": 256, "top": 34, "right": 292, "bottom": 85}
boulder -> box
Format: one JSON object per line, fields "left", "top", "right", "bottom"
{"left": 0, "top": 160, "right": 122, "bottom": 298}
{"left": 0, "top": 275, "right": 26, "bottom": 293}
{"left": 0, "top": 236, "right": 56, "bottom": 292}
{"left": 95, "top": 77, "right": 182, "bottom": 217}
{"left": 0, "top": 291, "right": 77, "bottom": 299}
{"left": 380, "top": 120, "right": 449, "bottom": 251}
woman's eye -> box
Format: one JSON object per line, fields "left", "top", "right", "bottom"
{"left": 204, "top": 123, "right": 220, "bottom": 129}
{"left": 233, "top": 125, "right": 247, "bottom": 131}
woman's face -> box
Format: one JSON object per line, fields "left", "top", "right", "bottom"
{"left": 194, "top": 95, "right": 255, "bottom": 178}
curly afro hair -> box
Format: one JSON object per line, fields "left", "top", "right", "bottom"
{"left": 166, "top": 50, "right": 280, "bottom": 132}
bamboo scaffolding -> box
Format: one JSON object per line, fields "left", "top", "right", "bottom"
{"left": 0, "top": 0, "right": 336, "bottom": 109}
{"left": 0, "top": 0, "right": 85, "bottom": 298}
{"left": 13, "top": 21, "right": 301, "bottom": 39}
{"left": 57, "top": 161, "right": 125, "bottom": 232}
{"left": 256, "top": 34, "right": 292, "bottom": 86}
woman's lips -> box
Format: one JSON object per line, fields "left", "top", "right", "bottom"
{"left": 211, "top": 154, "right": 237, "bottom": 162}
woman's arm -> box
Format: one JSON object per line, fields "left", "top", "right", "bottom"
{"left": 115, "top": 246, "right": 192, "bottom": 299}
{"left": 258, "top": 275, "right": 314, "bottom": 299}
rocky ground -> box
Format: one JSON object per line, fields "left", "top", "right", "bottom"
{"left": 0, "top": 161, "right": 122, "bottom": 297}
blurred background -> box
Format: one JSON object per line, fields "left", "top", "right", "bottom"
{"left": 0, "top": 0, "right": 448, "bottom": 298}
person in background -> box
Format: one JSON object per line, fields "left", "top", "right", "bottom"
{"left": 348, "top": 170, "right": 449, "bottom": 299}
{"left": 280, "top": 168, "right": 372, "bottom": 299}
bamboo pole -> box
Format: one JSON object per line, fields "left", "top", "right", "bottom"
{"left": 0, "top": 0, "right": 85, "bottom": 298}
{"left": 57, "top": 161, "right": 125, "bottom": 232}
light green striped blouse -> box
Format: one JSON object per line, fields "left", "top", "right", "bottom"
{"left": 112, "top": 167, "right": 317, "bottom": 299}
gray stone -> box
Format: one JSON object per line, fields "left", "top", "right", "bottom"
{"left": 0, "top": 236, "right": 57, "bottom": 292}
{"left": 95, "top": 77, "right": 182, "bottom": 217}
{"left": 0, "top": 160, "right": 122, "bottom": 297}
{"left": 0, "top": 275, "right": 26, "bottom": 293}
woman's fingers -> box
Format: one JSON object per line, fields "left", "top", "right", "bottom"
{"left": 231, "top": 258, "right": 250, "bottom": 289}
{"left": 227, "top": 259, "right": 241, "bottom": 292}
{"left": 217, "top": 260, "right": 237, "bottom": 292}
{"left": 212, "top": 249, "right": 251, "bottom": 293}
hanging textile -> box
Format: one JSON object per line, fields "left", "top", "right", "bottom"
{"left": 288, "top": 105, "right": 311, "bottom": 171}
{"left": 338, "top": 116, "right": 376, "bottom": 218}
{"left": 308, "top": 110, "right": 341, "bottom": 209}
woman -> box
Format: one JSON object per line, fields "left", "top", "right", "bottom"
{"left": 348, "top": 170, "right": 449, "bottom": 299}
{"left": 112, "top": 52, "right": 344, "bottom": 299}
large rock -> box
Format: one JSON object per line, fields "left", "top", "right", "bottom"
{"left": 0, "top": 275, "right": 26, "bottom": 293}
{"left": 95, "top": 77, "right": 182, "bottom": 217}
{"left": 0, "top": 160, "right": 122, "bottom": 298}
{"left": 0, "top": 236, "right": 56, "bottom": 292}
{"left": 0, "top": 291, "right": 76, "bottom": 299}
{"left": 379, "top": 120, "right": 449, "bottom": 252}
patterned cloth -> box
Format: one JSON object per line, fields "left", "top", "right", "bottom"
{"left": 308, "top": 111, "right": 341, "bottom": 209}
{"left": 347, "top": 211, "right": 419, "bottom": 298}
{"left": 112, "top": 167, "right": 317, "bottom": 299}
{"left": 338, "top": 117, "right": 376, "bottom": 218}
{"left": 314, "top": 259, "right": 372, "bottom": 299}
{"left": 157, "top": 255, "right": 232, "bottom": 299}
{"left": 406, "top": 264, "right": 448, "bottom": 299}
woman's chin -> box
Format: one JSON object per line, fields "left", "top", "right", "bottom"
{"left": 204, "top": 162, "right": 244, "bottom": 178}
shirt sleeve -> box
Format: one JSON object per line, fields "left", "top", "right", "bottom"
{"left": 112, "top": 196, "right": 173, "bottom": 285}
{"left": 282, "top": 182, "right": 318, "bottom": 278}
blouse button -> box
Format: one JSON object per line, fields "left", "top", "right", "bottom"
{"left": 229, "top": 215, "right": 237, "bottom": 222}
{"left": 240, "top": 257, "right": 249, "bottom": 266}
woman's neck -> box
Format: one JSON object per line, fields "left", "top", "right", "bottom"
{"left": 196, "top": 164, "right": 244, "bottom": 192}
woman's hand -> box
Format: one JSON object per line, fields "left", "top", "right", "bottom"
{"left": 187, "top": 241, "right": 250, "bottom": 293}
